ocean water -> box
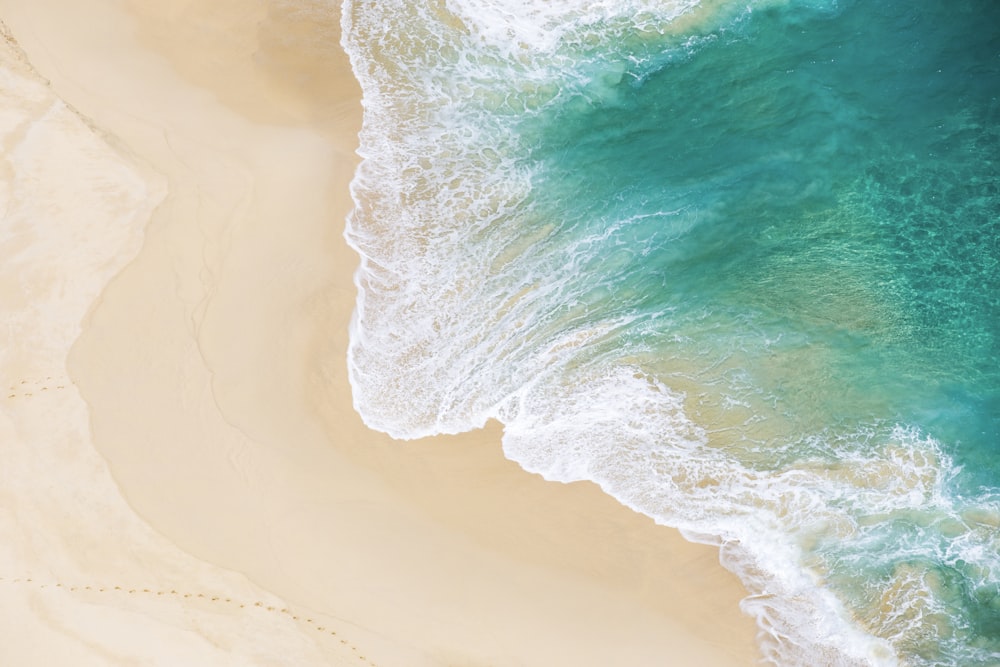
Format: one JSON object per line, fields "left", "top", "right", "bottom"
{"left": 340, "top": 0, "right": 1000, "bottom": 664}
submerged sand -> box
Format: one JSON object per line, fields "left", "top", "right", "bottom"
{"left": 0, "top": 1, "right": 758, "bottom": 664}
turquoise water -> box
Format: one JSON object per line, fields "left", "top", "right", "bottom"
{"left": 341, "top": 0, "right": 1000, "bottom": 664}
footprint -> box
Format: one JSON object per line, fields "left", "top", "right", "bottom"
{"left": 6, "top": 377, "right": 72, "bottom": 398}
{"left": 0, "top": 575, "right": 377, "bottom": 664}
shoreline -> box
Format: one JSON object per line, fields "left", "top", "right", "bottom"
{"left": 0, "top": 1, "right": 759, "bottom": 664}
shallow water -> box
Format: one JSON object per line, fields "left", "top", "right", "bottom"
{"left": 341, "top": 0, "right": 1000, "bottom": 663}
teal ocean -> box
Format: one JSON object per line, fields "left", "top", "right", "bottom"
{"left": 341, "top": 0, "right": 1000, "bottom": 664}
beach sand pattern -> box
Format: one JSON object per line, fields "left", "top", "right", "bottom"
{"left": 0, "top": 19, "right": 379, "bottom": 665}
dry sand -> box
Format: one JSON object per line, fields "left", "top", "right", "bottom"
{"left": 0, "top": 0, "right": 759, "bottom": 664}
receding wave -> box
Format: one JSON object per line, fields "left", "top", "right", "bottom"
{"left": 340, "top": 0, "right": 1000, "bottom": 664}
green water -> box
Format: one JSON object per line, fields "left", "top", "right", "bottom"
{"left": 343, "top": 0, "right": 1000, "bottom": 662}
{"left": 527, "top": 0, "right": 1000, "bottom": 473}
{"left": 517, "top": 1, "right": 1000, "bottom": 662}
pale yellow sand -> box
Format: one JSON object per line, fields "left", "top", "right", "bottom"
{"left": 0, "top": 1, "right": 759, "bottom": 665}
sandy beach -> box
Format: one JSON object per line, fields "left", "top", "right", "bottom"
{"left": 0, "top": 1, "right": 758, "bottom": 664}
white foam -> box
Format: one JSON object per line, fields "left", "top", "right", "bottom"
{"left": 501, "top": 370, "right": 999, "bottom": 665}
{"left": 499, "top": 366, "right": 900, "bottom": 665}
{"left": 445, "top": 0, "right": 704, "bottom": 53}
